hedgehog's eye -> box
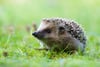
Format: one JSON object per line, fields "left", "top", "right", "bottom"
{"left": 45, "top": 29, "right": 51, "bottom": 33}
{"left": 59, "top": 27, "right": 65, "bottom": 34}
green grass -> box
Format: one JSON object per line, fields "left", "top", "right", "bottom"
{"left": 0, "top": 0, "right": 100, "bottom": 67}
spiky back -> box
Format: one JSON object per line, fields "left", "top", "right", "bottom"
{"left": 65, "top": 20, "right": 87, "bottom": 45}
{"left": 42, "top": 18, "right": 87, "bottom": 46}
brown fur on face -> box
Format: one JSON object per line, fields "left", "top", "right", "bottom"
{"left": 36, "top": 21, "right": 58, "bottom": 40}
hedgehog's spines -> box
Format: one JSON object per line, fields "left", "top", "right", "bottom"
{"left": 42, "top": 18, "right": 86, "bottom": 45}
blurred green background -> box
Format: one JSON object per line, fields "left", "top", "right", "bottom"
{"left": 0, "top": 0, "right": 100, "bottom": 66}
{"left": 0, "top": 0, "right": 100, "bottom": 34}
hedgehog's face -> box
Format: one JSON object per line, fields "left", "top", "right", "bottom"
{"left": 32, "top": 20, "right": 67, "bottom": 42}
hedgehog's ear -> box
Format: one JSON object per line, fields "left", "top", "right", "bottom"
{"left": 58, "top": 27, "right": 65, "bottom": 34}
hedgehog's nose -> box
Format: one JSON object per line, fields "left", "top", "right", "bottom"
{"left": 32, "top": 32, "right": 44, "bottom": 39}
{"left": 32, "top": 32, "right": 38, "bottom": 37}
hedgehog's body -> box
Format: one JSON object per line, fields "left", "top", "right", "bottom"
{"left": 32, "top": 18, "right": 86, "bottom": 53}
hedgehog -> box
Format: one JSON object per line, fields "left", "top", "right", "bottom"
{"left": 32, "top": 18, "right": 87, "bottom": 54}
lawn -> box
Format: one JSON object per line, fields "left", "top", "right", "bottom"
{"left": 0, "top": 0, "right": 100, "bottom": 67}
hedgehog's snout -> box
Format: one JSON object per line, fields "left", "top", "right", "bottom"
{"left": 32, "top": 31, "right": 44, "bottom": 39}
{"left": 32, "top": 32, "right": 38, "bottom": 37}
